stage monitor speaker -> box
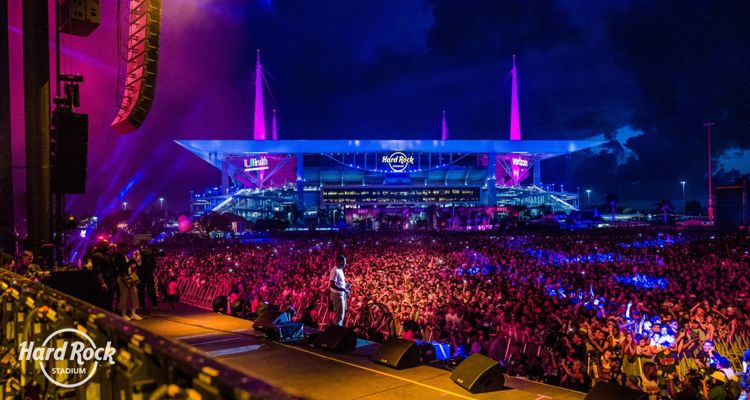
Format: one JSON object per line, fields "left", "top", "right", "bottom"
{"left": 255, "top": 302, "right": 279, "bottom": 317}
{"left": 450, "top": 353, "right": 505, "bottom": 394}
{"left": 313, "top": 325, "right": 357, "bottom": 352}
{"left": 212, "top": 295, "right": 227, "bottom": 314}
{"left": 253, "top": 310, "right": 289, "bottom": 332}
{"left": 584, "top": 382, "right": 647, "bottom": 400}
{"left": 371, "top": 338, "right": 421, "bottom": 369}
{"left": 266, "top": 322, "right": 304, "bottom": 342}
{"left": 52, "top": 111, "right": 88, "bottom": 194}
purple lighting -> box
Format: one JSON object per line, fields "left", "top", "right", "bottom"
{"left": 441, "top": 110, "right": 448, "bottom": 141}
{"left": 509, "top": 55, "right": 521, "bottom": 141}
{"left": 253, "top": 50, "right": 267, "bottom": 140}
{"left": 509, "top": 56, "right": 522, "bottom": 185}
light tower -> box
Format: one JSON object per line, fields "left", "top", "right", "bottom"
{"left": 253, "top": 50, "right": 266, "bottom": 140}
{"left": 441, "top": 110, "right": 448, "bottom": 141}
{"left": 510, "top": 55, "right": 521, "bottom": 141}
{"left": 509, "top": 55, "right": 522, "bottom": 185}
{"left": 680, "top": 181, "right": 686, "bottom": 214}
{"left": 704, "top": 121, "right": 715, "bottom": 223}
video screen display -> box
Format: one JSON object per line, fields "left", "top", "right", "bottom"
{"left": 322, "top": 186, "right": 481, "bottom": 205}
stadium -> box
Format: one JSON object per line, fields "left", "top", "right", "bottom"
{"left": 179, "top": 56, "right": 606, "bottom": 223}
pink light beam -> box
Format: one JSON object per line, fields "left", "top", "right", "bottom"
{"left": 441, "top": 110, "right": 448, "bottom": 140}
{"left": 510, "top": 55, "right": 521, "bottom": 141}
{"left": 509, "top": 55, "right": 522, "bottom": 185}
{"left": 253, "top": 50, "right": 266, "bottom": 140}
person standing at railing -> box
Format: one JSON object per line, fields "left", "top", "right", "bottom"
{"left": 165, "top": 276, "right": 179, "bottom": 309}
{"left": 137, "top": 244, "right": 159, "bottom": 314}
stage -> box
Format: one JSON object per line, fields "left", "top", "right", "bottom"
{"left": 136, "top": 304, "right": 584, "bottom": 400}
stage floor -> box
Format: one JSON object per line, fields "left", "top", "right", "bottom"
{"left": 136, "top": 304, "right": 584, "bottom": 400}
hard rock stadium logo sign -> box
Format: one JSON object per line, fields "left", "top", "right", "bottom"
{"left": 382, "top": 152, "right": 415, "bottom": 172}
{"left": 18, "top": 328, "right": 116, "bottom": 388}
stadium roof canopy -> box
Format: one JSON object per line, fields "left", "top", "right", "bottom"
{"left": 175, "top": 139, "right": 607, "bottom": 169}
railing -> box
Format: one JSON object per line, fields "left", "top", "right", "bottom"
{"left": 176, "top": 280, "right": 750, "bottom": 374}
{"left": 176, "top": 277, "right": 232, "bottom": 310}
{"left": 716, "top": 331, "right": 750, "bottom": 371}
{"left": 0, "top": 269, "right": 291, "bottom": 399}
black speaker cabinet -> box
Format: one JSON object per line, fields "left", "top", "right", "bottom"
{"left": 417, "top": 342, "right": 437, "bottom": 363}
{"left": 52, "top": 111, "right": 88, "bottom": 194}
{"left": 253, "top": 310, "right": 289, "bottom": 332}
{"left": 313, "top": 325, "right": 357, "bottom": 351}
{"left": 255, "top": 302, "right": 279, "bottom": 317}
{"left": 212, "top": 295, "right": 227, "bottom": 314}
{"left": 584, "top": 382, "right": 647, "bottom": 400}
{"left": 371, "top": 338, "right": 421, "bottom": 369}
{"left": 266, "top": 322, "right": 304, "bottom": 342}
{"left": 450, "top": 353, "right": 505, "bottom": 393}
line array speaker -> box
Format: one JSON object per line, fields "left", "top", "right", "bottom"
{"left": 111, "top": 0, "right": 161, "bottom": 133}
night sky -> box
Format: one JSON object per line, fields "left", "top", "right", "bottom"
{"left": 7, "top": 0, "right": 750, "bottom": 217}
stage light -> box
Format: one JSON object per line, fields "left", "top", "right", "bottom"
{"left": 64, "top": 215, "right": 78, "bottom": 230}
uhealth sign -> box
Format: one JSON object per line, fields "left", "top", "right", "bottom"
{"left": 243, "top": 156, "right": 269, "bottom": 172}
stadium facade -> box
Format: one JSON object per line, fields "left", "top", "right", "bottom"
{"left": 178, "top": 54, "right": 606, "bottom": 223}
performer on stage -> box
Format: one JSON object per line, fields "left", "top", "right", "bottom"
{"left": 329, "top": 254, "right": 350, "bottom": 326}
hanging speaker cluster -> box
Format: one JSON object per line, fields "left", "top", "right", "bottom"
{"left": 59, "top": 0, "right": 101, "bottom": 37}
{"left": 111, "top": 0, "right": 162, "bottom": 133}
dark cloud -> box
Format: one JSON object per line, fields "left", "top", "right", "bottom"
{"left": 427, "top": 0, "right": 580, "bottom": 61}
{"left": 11, "top": 0, "right": 748, "bottom": 215}
{"left": 593, "top": 0, "right": 750, "bottom": 204}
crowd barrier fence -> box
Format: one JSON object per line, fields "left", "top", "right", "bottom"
{"left": 176, "top": 277, "right": 748, "bottom": 376}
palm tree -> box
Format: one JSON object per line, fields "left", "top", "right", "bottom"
{"left": 684, "top": 199, "right": 702, "bottom": 216}
{"left": 655, "top": 200, "right": 674, "bottom": 224}
{"left": 604, "top": 193, "right": 618, "bottom": 222}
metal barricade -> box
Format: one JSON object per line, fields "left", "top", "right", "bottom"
{"left": 716, "top": 331, "right": 750, "bottom": 371}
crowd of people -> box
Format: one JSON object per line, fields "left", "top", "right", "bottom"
{"left": 154, "top": 228, "right": 750, "bottom": 399}
{"left": 4, "top": 227, "right": 749, "bottom": 399}
{"left": 1, "top": 241, "right": 162, "bottom": 321}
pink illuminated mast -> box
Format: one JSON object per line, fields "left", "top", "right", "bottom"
{"left": 508, "top": 55, "right": 522, "bottom": 185}
{"left": 510, "top": 54, "right": 521, "bottom": 141}
{"left": 253, "top": 50, "right": 267, "bottom": 140}
{"left": 704, "top": 121, "right": 715, "bottom": 223}
{"left": 441, "top": 110, "right": 449, "bottom": 140}
{"left": 272, "top": 109, "right": 278, "bottom": 140}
